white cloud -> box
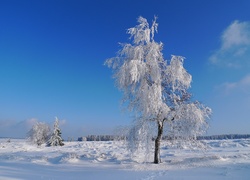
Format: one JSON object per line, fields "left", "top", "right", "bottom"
{"left": 221, "top": 20, "right": 250, "bottom": 49}
{"left": 0, "top": 118, "right": 83, "bottom": 139}
{"left": 0, "top": 118, "right": 38, "bottom": 138}
{"left": 219, "top": 74, "right": 250, "bottom": 95}
{"left": 21, "top": 118, "right": 38, "bottom": 128}
{"left": 209, "top": 20, "right": 250, "bottom": 67}
{"left": 59, "top": 119, "right": 67, "bottom": 126}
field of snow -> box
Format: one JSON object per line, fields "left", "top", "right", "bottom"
{"left": 0, "top": 138, "right": 250, "bottom": 180}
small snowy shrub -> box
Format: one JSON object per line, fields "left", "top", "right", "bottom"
{"left": 61, "top": 153, "right": 80, "bottom": 163}
{"left": 27, "top": 122, "right": 51, "bottom": 146}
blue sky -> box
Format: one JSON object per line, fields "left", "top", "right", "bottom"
{"left": 0, "top": 0, "right": 250, "bottom": 138}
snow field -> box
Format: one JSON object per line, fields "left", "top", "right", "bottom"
{"left": 0, "top": 138, "right": 250, "bottom": 179}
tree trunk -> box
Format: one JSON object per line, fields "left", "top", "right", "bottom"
{"left": 154, "top": 121, "right": 163, "bottom": 164}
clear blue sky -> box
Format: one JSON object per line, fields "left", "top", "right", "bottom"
{"left": 0, "top": 0, "right": 250, "bottom": 138}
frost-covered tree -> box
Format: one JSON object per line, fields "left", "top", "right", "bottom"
{"left": 105, "top": 16, "right": 212, "bottom": 164}
{"left": 47, "top": 117, "right": 64, "bottom": 146}
{"left": 27, "top": 122, "right": 51, "bottom": 146}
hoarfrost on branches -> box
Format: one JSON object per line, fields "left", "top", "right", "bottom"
{"left": 166, "top": 55, "right": 192, "bottom": 91}
{"left": 27, "top": 122, "right": 51, "bottom": 146}
{"left": 127, "top": 117, "right": 155, "bottom": 161}
{"left": 105, "top": 16, "right": 212, "bottom": 163}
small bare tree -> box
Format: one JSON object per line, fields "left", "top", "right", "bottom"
{"left": 106, "top": 16, "right": 211, "bottom": 164}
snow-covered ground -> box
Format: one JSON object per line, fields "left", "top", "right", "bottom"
{"left": 0, "top": 138, "right": 250, "bottom": 180}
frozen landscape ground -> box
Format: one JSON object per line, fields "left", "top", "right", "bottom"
{"left": 0, "top": 138, "right": 250, "bottom": 180}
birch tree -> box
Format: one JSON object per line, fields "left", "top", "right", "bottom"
{"left": 105, "top": 16, "right": 211, "bottom": 164}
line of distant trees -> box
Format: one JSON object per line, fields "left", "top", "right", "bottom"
{"left": 196, "top": 134, "right": 250, "bottom": 140}
{"left": 78, "top": 135, "right": 126, "bottom": 141}
{"left": 78, "top": 134, "right": 250, "bottom": 141}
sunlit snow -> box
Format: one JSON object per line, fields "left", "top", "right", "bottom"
{"left": 0, "top": 138, "right": 249, "bottom": 179}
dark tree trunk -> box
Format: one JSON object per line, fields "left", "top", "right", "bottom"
{"left": 154, "top": 121, "right": 163, "bottom": 164}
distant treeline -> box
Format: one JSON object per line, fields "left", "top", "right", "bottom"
{"left": 78, "top": 135, "right": 126, "bottom": 141}
{"left": 78, "top": 134, "right": 250, "bottom": 141}
{"left": 196, "top": 134, "right": 250, "bottom": 140}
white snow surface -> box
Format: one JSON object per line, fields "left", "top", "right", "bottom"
{"left": 0, "top": 138, "right": 250, "bottom": 179}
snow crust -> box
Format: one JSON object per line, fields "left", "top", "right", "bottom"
{"left": 0, "top": 138, "right": 250, "bottom": 179}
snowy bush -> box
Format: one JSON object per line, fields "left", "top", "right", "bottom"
{"left": 27, "top": 122, "right": 51, "bottom": 146}
{"left": 61, "top": 153, "right": 80, "bottom": 163}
